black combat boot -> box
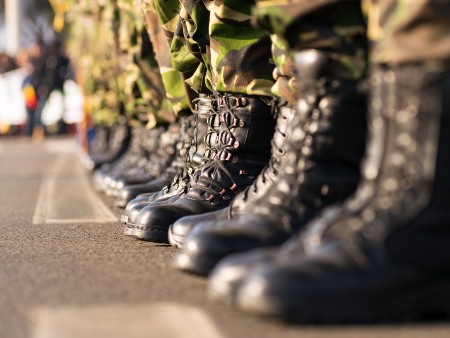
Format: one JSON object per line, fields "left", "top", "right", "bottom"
{"left": 88, "top": 124, "right": 110, "bottom": 161}
{"left": 168, "top": 103, "right": 295, "bottom": 248}
{"left": 112, "top": 126, "right": 170, "bottom": 203}
{"left": 117, "top": 117, "right": 191, "bottom": 212}
{"left": 93, "top": 124, "right": 144, "bottom": 193}
{"left": 90, "top": 118, "right": 131, "bottom": 170}
{"left": 174, "top": 50, "right": 367, "bottom": 276}
{"left": 107, "top": 126, "right": 169, "bottom": 197}
{"left": 232, "top": 64, "right": 450, "bottom": 322}
{"left": 131, "top": 94, "right": 277, "bottom": 243}
{"left": 94, "top": 122, "right": 167, "bottom": 196}
{"left": 114, "top": 117, "right": 193, "bottom": 207}
{"left": 122, "top": 95, "right": 219, "bottom": 234}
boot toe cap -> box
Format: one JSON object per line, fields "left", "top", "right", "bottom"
{"left": 133, "top": 204, "right": 190, "bottom": 243}
{"left": 170, "top": 212, "right": 218, "bottom": 243}
{"left": 208, "top": 248, "right": 278, "bottom": 306}
{"left": 115, "top": 189, "right": 136, "bottom": 208}
{"left": 127, "top": 203, "right": 151, "bottom": 225}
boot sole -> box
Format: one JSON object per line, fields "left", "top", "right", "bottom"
{"left": 238, "top": 277, "right": 450, "bottom": 323}
{"left": 120, "top": 213, "right": 129, "bottom": 224}
{"left": 132, "top": 224, "right": 169, "bottom": 243}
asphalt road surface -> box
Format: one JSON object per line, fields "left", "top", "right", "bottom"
{"left": 1, "top": 137, "right": 449, "bottom": 338}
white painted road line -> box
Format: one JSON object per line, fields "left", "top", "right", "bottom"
{"left": 32, "top": 303, "right": 225, "bottom": 338}
{"left": 44, "top": 139, "right": 78, "bottom": 154}
{"left": 33, "top": 153, "right": 117, "bottom": 224}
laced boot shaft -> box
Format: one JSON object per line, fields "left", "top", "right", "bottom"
{"left": 109, "top": 126, "right": 146, "bottom": 172}
{"left": 105, "top": 126, "right": 156, "bottom": 196}
{"left": 89, "top": 125, "right": 110, "bottom": 158}
{"left": 90, "top": 120, "right": 132, "bottom": 169}
{"left": 228, "top": 104, "right": 294, "bottom": 217}
{"left": 252, "top": 50, "right": 367, "bottom": 227}
{"left": 129, "top": 127, "right": 163, "bottom": 176}
{"left": 117, "top": 121, "right": 184, "bottom": 216}
{"left": 234, "top": 65, "right": 450, "bottom": 323}
{"left": 158, "top": 116, "right": 196, "bottom": 180}
{"left": 121, "top": 95, "right": 219, "bottom": 231}
{"left": 113, "top": 126, "right": 170, "bottom": 207}
{"left": 189, "top": 95, "right": 220, "bottom": 166}
{"left": 298, "top": 64, "right": 391, "bottom": 254}
{"left": 183, "top": 94, "right": 275, "bottom": 208}
{"left": 304, "top": 65, "right": 450, "bottom": 267}
{"left": 118, "top": 121, "right": 184, "bottom": 210}
{"left": 140, "top": 126, "right": 171, "bottom": 177}
{"left": 174, "top": 50, "right": 367, "bottom": 276}
{"left": 114, "top": 126, "right": 167, "bottom": 184}
{"left": 157, "top": 95, "right": 219, "bottom": 198}
{"left": 93, "top": 125, "right": 143, "bottom": 193}
{"left": 131, "top": 94, "right": 276, "bottom": 243}
{"left": 168, "top": 103, "right": 295, "bottom": 248}
{"left": 205, "top": 64, "right": 390, "bottom": 298}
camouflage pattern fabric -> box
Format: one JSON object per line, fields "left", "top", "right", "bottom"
{"left": 142, "top": 0, "right": 192, "bottom": 116}
{"left": 207, "top": 0, "right": 275, "bottom": 96}
{"left": 168, "top": 0, "right": 275, "bottom": 96}
{"left": 118, "top": 0, "right": 175, "bottom": 128}
{"left": 67, "top": 0, "right": 180, "bottom": 128}
{"left": 253, "top": 0, "right": 367, "bottom": 81}
{"left": 364, "top": 0, "right": 450, "bottom": 64}
{"left": 172, "top": 0, "right": 211, "bottom": 94}
{"left": 66, "top": 0, "right": 122, "bottom": 126}
{"left": 270, "top": 34, "right": 297, "bottom": 105}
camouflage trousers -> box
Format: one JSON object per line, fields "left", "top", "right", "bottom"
{"left": 366, "top": 0, "right": 450, "bottom": 64}
{"left": 254, "top": 0, "right": 450, "bottom": 66}
{"left": 118, "top": 5, "right": 170, "bottom": 126}
{"left": 142, "top": 0, "right": 192, "bottom": 116}
{"left": 254, "top": 0, "right": 367, "bottom": 81}
{"left": 170, "top": 0, "right": 275, "bottom": 97}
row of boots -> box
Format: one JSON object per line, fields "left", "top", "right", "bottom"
{"left": 90, "top": 50, "right": 450, "bottom": 322}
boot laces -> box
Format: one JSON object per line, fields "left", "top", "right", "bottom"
{"left": 183, "top": 93, "right": 251, "bottom": 203}
{"left": 238, "top": 103, "right": 289, "bottom": 204}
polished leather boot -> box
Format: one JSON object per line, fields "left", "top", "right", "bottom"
{"left": 117, "top": 118, "right": 191, "bottom": 212}
{"left": 232, "top": 64, "right": 450, "bottom": 322}
{"left": 90, "top": 118, "right": 131, "bottom": 170}
{"left": 93, "top": 125, "right": 144, "bottom": 193}
{"left": 95, "top": 122, "right": 165, "bottom": 196}
{"left": 168, "top": 103, "right": 295, "bottom": 248}
{"left": 114, "top": 126, "right": 172, "bottom": 202}
{"left": 88, "top": 124, "right": 110, "bottom": 161}
{"left": 122, "top": 95, "right": 219, "bottom": 234}
{"left": 132, "top": 94, "right": 277, "bottom": 243}
{"left": 114, "top": 118, "right": 192, "bottom": 208}
{"left": 107, "top": 126, "right": 170, "bottom": 196}
{"left": 175, "top": 50, "right": 367, "bottom": 275}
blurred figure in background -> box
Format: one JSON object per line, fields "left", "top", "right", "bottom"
{"left": 23, "top": 39, "right": 71, "bottom": 139}
{"left": 25, "top": 41, "right": 45, "bottom": 138}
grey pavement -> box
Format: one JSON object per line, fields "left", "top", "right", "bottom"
{"left": 0, "top": 137, "right": 449, "bottom": 338}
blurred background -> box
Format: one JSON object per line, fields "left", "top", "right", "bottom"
{"left": 0, "top": 0, "right": 83, "bottom": 139}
